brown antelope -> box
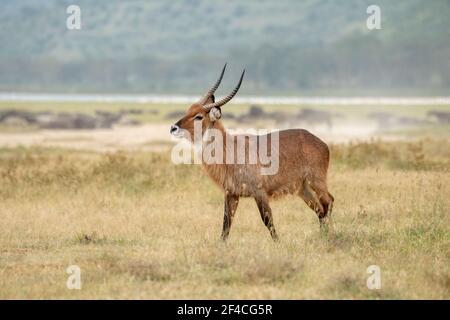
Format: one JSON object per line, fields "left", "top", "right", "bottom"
{"left": 170, "top": 64, "right": 334, "bottom": 241}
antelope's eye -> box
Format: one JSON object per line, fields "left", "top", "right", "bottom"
{"left": 194, "top": 114, "right": 203, "bottom": 121}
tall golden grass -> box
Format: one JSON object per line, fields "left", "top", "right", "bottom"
{"left": 0, "top": 139, "right": 449, "bottom": 299}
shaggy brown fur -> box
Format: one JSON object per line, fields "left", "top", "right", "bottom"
{"left": 172, "top": 98, "right": 334, "bottom": 241}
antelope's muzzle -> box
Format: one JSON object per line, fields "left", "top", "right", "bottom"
{"left": 170, "top": 124, "right": 180, "bottom": 135}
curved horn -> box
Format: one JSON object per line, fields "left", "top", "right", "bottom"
{"left": 199, "top": 63, "right": 227, "bottom": 104}
{"left": 203, "top": 69, "right": 245, "bottom": 111}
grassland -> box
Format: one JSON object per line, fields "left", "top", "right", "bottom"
{"left": 0, "top": 138, "right": 449, "bottom": 299}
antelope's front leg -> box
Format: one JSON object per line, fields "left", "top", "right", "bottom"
{"left": 221, "top": 193, "right": 240, "bottom": 241}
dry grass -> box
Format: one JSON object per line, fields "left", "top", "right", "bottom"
{"left": 0, "top": 140, "right": 449, "bottom": 299}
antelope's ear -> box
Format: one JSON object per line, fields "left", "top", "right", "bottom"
{"left": 209, "top": 107, "right": 222, "bottom": 121}
{"left": 204, "top": 94, "right": 215, "bottom": 105}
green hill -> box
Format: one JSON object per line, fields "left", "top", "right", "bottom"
{"left": 1, "top": 0, "right": 449, "bottom": 94}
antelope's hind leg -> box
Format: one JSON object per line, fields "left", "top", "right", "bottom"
{"left": 221, "top": 193, "right": 240, "bottom": 241}
{"left": 318, "top": 191, "right": 334, "bottom": 235}
{"left": 254, "top": 193, "right": 279, "bottom": 241}
{"left": 300, "top": 179, "right": 334, "bottom": 235}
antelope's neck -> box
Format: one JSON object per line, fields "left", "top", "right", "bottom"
{"left": 200, "top": 121, "right": 231, "bottom": 190}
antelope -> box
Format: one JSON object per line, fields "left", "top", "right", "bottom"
{"left": 170, "top": 64, "right": 334, "bottom": 241}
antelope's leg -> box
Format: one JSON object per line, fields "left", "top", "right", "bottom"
{"left": 221, "top": 193, "right": 240, "bottom": 241}
{"left": 321, "top": 192, "right": 334, "bottom": 229}
{"left": 301, "top": 179, "right": 324, "bottom": 214}
{"left": 301, "top": 179, "right": 334, "bottom": 235}
{"left": 254, "top": 194, "right": 279, "bottom": 241}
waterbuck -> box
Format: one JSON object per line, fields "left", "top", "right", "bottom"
{"left": 170, "top": 64, "right": 334, "bottom": 240}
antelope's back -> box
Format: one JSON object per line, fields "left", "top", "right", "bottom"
{"left": 279, "top": 128, "right": 329, "bottom": 170}
{"left": 265, "top": 129, "right": 330, "bottom": 191}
